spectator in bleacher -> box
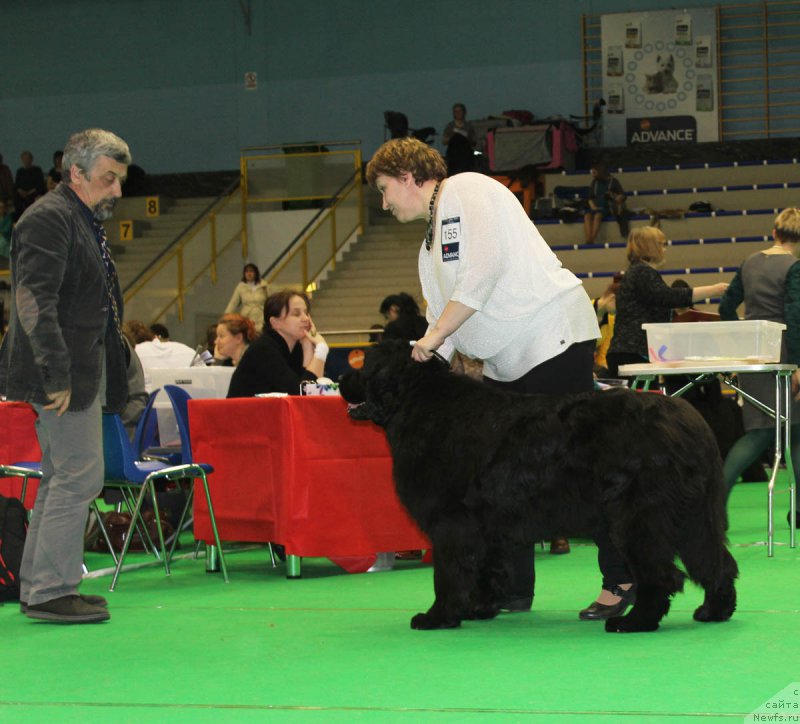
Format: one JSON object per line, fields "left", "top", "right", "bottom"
{"left": 379, "top": 292, "right": 428, "bottom": 342}
{"left": 226, "top": 290, "right": 329, "bottom": 397}
{"left": 46, "top": 151, "right": 64, "bottom": 191}
{"left": 0, "top": 153, "right": 15, "bottom": 207}
{"left": 442, "top": 103, "right": 476, "bottom": 176}
{"left": 14, "top": 151, "right": 46, "bottom": 220}
{"left": 718, "top": 207, "right": 800, "bottom": 527}
{"left": 225, "top": 263, "right": 269, "bottom": 332}
{"left": 583, "top": 163, "right": 629, "bottom": 245}
{"left": 606, "top": 226, "right": 729, "bottom": 377}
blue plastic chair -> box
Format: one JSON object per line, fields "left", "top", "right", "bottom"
{"left": 161, "top": 385, "right": 231, "bottom": 570}
{"left": 133, "top": 388, "right": 183, "bottom": 465}
{"left": 104, "top": 410, "right": 229, "bottom": 590}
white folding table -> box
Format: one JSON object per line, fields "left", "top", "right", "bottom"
{"left": 619, "top": 362, "right": 797, "bottom": 556}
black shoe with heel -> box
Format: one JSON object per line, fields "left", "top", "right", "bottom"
{"left": 579, "top": 584, "right": 636, "bottom": 621}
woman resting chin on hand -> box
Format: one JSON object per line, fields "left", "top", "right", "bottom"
{"left": 226, "top": 289, "right": 329, "bottom": 398}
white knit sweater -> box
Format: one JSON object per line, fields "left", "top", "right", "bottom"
{"left": 418, "top": 173, "right": 599, "bottom": 381}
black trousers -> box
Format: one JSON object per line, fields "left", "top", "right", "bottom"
{"left": 605, "top": 351, "right": 647, "bottom": 379}
{"left": 484, "top": 339, "right": 631, "bottom": 600}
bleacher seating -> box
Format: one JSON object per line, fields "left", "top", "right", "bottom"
{"left": 309, "top": 158, "right": 798, "bottom": 336}
{"left": 540, "top": 159, "right": 799, "bottom": 309}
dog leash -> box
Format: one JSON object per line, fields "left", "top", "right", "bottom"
{"left": 409, "top": 340, "right": 452, "bottom": 370}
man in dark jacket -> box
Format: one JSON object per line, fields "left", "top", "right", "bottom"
{"left": 0, "top": 128, "right": 131, "bottom": 623}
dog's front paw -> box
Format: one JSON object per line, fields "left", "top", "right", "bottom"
{"left": 693, "top": 602, "right": 735, "bottom": 623}
{"left": 410, "top": 611, "right": 461, "bottom": 630}
{"left": 605, "top": 615, "right": 660, "bottom": 633}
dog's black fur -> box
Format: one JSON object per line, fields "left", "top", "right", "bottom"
{"left": 340, "top": 340, "right": 738, "bottom": 632}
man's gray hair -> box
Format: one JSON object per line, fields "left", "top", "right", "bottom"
{"left": 63, "top": 128, "right": 131, "bottom": 180}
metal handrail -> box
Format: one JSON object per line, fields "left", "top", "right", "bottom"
{"left": 122, "top": 183, "right": 244, "bottom": 320}
{"left": 263, "top": 170, "right": 361, "bottom": 285}
{"left": 123, "top": 178, "right": 241, "bottom": 295}
{"left": 121, "top": 141, "right": 364, "bottom": 323}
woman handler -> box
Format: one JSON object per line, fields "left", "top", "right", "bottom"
{"left": 366, "top": 138, "right": 632, "bottom": 620}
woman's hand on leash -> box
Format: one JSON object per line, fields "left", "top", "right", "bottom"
{"left": 411, "top": 340, "right": 433, "bottom": 362}
{"left": 411, "top": 330, "right": 444, "bottom": 363}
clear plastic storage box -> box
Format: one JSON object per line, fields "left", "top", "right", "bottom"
{"left": 642, "top": 320, "right": 786, "bottom": 364}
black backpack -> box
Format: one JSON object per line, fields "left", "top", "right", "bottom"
{"left": 0, "top": 495, "right": 27, "bottom": 602}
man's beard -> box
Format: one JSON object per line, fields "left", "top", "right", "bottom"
{"left": 93, "top": 197, "right": 117, "bottom": 221}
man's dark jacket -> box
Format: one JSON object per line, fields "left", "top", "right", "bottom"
{"left": 0, "top": 183, "right": 128, "bottom": 412}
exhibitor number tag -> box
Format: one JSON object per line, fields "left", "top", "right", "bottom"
{"left": 441, "top": 216, "right": 461, "bottom": 262}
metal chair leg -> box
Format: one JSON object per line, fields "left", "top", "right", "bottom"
{"left": 197, "top": 469, "right": 229, "bottom": 583}
{"left": 167, "top": 485, "right": 195, "bottom": 564}
{"left": 91, "top": 502, "right": 119, "bottom": 566}
{"left": 109, "top": 480, "right": 169, "bottom": 590}
{"left": 149, "top": 479, "right": 170, "bottom": 577}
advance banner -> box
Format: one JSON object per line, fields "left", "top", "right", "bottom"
{"left": 601, "top": 8, "right": 719, "bottom": 147}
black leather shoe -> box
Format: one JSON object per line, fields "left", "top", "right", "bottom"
{"left": 579, "top": 584, "right": 636, "bottom": 621}
{"left": 20, "top": 593, "right": 108, "bottom": 614}
{"left": 25, "top": 595, "right": 110, "bottom": 623}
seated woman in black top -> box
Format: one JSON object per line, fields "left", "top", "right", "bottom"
{"left": 226, "top": 289, "right": 329, "bottom": 397}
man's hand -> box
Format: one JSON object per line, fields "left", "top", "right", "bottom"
{"left": 44, "top": 389, "right": 71, "bottom": 416}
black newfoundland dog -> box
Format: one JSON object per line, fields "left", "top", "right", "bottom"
{"left": 339, "top": 340, "right": 738, "bottom": 632}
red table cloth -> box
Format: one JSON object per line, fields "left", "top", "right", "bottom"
{"left": 188, "top": 396, "right": 429, "bottom": 558}
{"left": 0, "top": 401, "right": 41, "bottom": 508}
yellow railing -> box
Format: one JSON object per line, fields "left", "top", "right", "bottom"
{"left": 241, "top": 141, "right": 364, "bottom": 292}
{"left": 123, "top": 184, "right": 244, "bottom": 324}
{"left": 121, "top": 141, "right": 364, "bottom": 324}
{"left": 264, "top": 172, "right": 363, "bottom": 291}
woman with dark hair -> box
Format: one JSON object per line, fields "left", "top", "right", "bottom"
{"left": 225, "top": 263, "right": 269, "bottom": 332}
{"left": 226, "top": 290, "right": 329, "bottom": 397}
{"left": 379, "top": 292, "right": 428, "bottom": 342}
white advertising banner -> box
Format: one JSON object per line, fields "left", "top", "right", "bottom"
{"left": 601, "top": 7, "right": 719, "bottom": 147}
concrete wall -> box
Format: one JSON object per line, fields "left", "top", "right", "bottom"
{"left": 3, "top": 0, "right": 722, "bottom": 174}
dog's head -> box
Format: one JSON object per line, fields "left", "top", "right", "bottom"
{"left": 656, "top": 53, "right": 675, "bottom": 73}
{"left": 339, "top": 339, "right": 445, "bottom": 427}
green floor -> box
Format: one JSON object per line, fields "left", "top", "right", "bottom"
{"left": 1, "top": 479, "right": 797, "bottom": 723}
